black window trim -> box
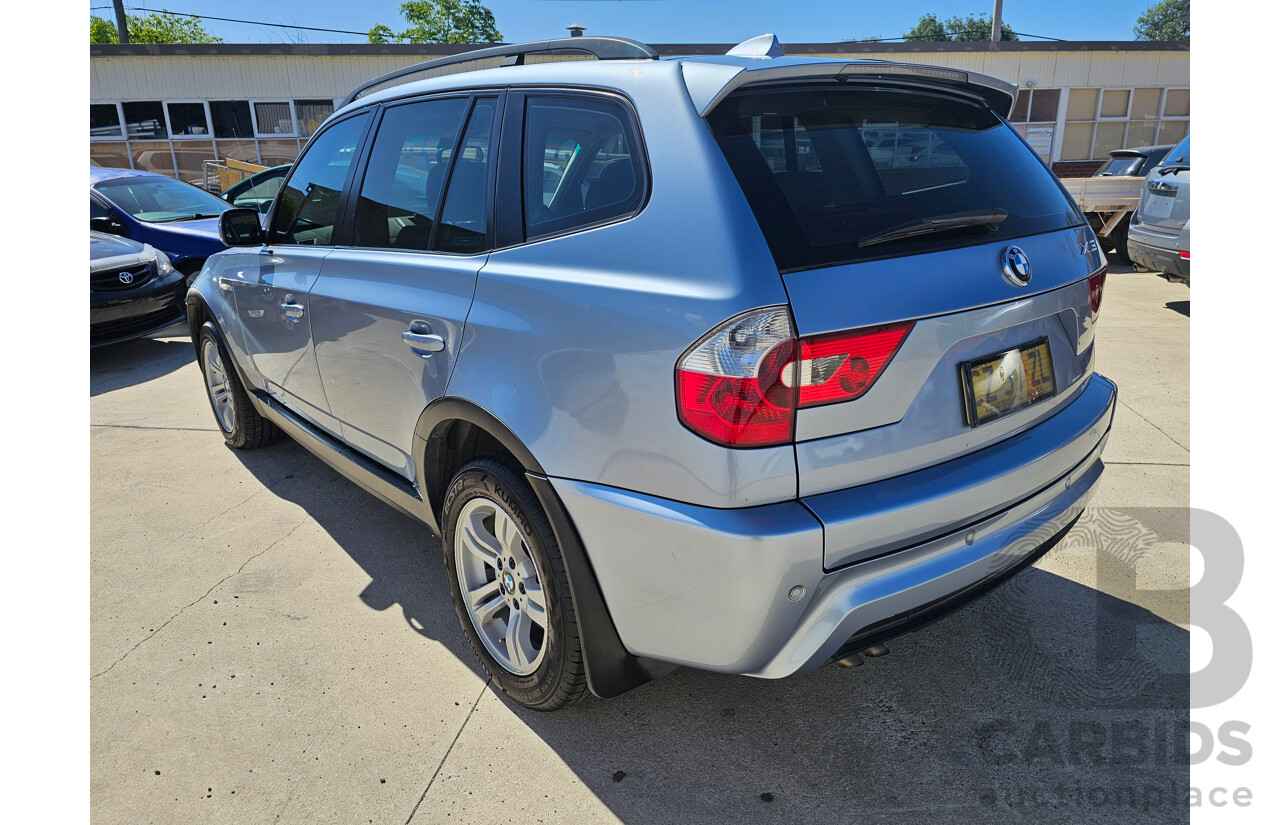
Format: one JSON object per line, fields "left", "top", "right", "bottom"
{"left": 493, "top": 86, "right": 652, "bottom": 251}
{"left": 264, "top": 107, "right": 376, "bottom": 248}
{"left": 333, "top": 90, "right": 507, "bottom": 257}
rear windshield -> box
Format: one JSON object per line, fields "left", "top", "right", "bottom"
{"left": 707, "top": 84, "right": 1082, "bottom": 272}
{"left": 1165, "top": 136, "right": 1190, "bottom": 166}
{"left": 1098, "top": 157, "right": 1143, "bottom": 177}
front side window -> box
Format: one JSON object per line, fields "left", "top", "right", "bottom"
{"left": 352, "top": 98, "right": 470, "bottom": 251}
{"left": 229, "top": 170, "right": 287, "bottom": 214}
{"left": 270, "top": 113, "right": 369, "bottom": 246}
{"left": 522, "top": 96, "right": 644, "bottom": 239}
{"left": 94, "top": 176, "right": 230, "bottom": 223}
{"left": 708, "top": 84, "right": 1082, "bottom": 272}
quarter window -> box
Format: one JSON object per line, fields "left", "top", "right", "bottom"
{"left": 522, "top": 96, "right": 644, "bottom": 239}
{"left": 270, "top": 113, "right": 369, "bottom": 246}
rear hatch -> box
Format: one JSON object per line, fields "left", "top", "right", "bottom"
{"left": 707, "top": 78, "right": 1104, "bottom": 564}
{"left": 1135, "top": 135, "right": 1190, "bottom": 236}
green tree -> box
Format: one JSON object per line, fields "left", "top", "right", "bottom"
{"left": 368, "top": 0, "right": 502, "bottom": 45}
{"left": 904, "top": 13, "right": 949, "bottom": 42}
{"left": 945, "top": 13, "right": 1017, "bottom": 41}
{"left": 1134, "top": 0, "right": 1190, "bottom": 41}
{"left": 90, "top": 16, "right": 117, "bottom": 44}
{"left": 903, "top": 12, "right": 1017, "bottom": 42}
{"left": 89, "top": 10, "right": 223, "bottom": 44}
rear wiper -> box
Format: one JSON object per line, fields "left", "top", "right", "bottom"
{"left": 856, "top": 209, "right": 1008, "bottom": 248}
{"left": 1158, "top": 165, "right": 1190, "bottom": 175}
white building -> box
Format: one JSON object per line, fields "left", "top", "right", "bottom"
{"left": 90, "top": 40, "right": 1189, "bottom": 182}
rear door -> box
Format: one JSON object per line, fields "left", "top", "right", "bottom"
{"left": 232, "top": 110, "right": 371, "bottom": 434}
{"left": 310, "top": 94, "right": 500, "bottom": 479}
{"left": 707, "top": 81, "right": 1103, "bottom": 494}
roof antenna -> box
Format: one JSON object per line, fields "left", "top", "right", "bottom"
{"left": 726, "top": 34, "right": 785, "bottom": 58}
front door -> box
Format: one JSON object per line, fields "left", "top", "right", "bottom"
{"left": 311, "top": 95, "right": 500, "bottom": 479}
{"left": 234, "top": 110, "right": 372, "bottom": 434}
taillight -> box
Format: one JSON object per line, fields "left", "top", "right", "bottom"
{"left": 676, "top": 308, "right": 796, "bottom": 447}
{"left": 1179, "top": 250, "right": 1190, "bottom": 260}
{"left": 1088, "top": 265, "right": 1107, "bottom": 317}
{"left": 676, "top": 308, "right": 912, "bottom": 447}
{"left": 785, "top": 322, "right": 913, "bottom": 408}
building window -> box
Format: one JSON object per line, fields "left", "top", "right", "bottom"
{"left": 166, "top": 101, "right": 211, "bottom": 137}
{"left": 122, "top": 102, "right": 167, "bottom": 139}
{"left": 1061, "top": 87, "right": 1189, "bottom": 161}
{"left": 211, "top": 101, "right": 254, "bottom": 139}
{"left": 1006, "top": 88, "right": 1059, "bottom": 162}
{"left": 295, "top": 100, "right": 335, "bottom": 138}
{"left": 253, "top": 101, "right": 296, "bottom": 136}
{"left": 91, "top": 104, "right": 123, "bottom": 139}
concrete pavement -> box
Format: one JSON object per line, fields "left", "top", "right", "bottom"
{"left": 90, "top": 262, "right": 1190, "bottom": 824}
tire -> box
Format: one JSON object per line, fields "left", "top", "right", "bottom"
{"left": 196, "top": 321, "right": 279, "bottom": 450}
{"left": 1108, "top": 217, "right": 1132, "bottom": 264}
{"left": 442, "top": 456, "right": 587, "bottom": 711}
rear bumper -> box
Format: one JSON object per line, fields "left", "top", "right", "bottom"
{"left": 551, "top": 373, "right": 1116, "bottom": 678}
{"left": 1127, "top": 226, "right": 1189, "bottom": 278}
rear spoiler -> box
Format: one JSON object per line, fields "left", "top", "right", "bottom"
{"left": 681, "top": 60, "right": 1018, "bottom": 118}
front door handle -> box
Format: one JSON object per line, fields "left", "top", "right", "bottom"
{"left": 281, "top": 293, "right": 305, "bottom": 319}
{"left": 402, "top": 320, "right": 446, "bottom": 354}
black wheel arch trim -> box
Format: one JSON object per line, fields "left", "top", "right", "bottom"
{"left": 414, "top": 396, "right": 674, "bottom": 698}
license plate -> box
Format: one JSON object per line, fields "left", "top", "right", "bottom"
{"left": 961, "top": 339, "right": 1055, "bottom": 427}
{"left": 1144, "top": 193, "right": 1175, "bottom": 219}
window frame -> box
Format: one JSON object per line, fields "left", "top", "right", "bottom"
{"left": 1059, "top": 85, "right": 1192, "bottom": 162}
{"left": 493, "top": 88, "right": 652, "bottom": 250}
{"left": 250, "top": 99, "right": 299, "bottom": 138}
{"left": 162, "top": 99, "right": 214, "bottom": 140}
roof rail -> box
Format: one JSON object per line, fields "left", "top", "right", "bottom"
{"left": 340, "top": 36, "right": 660, "bottom": 107}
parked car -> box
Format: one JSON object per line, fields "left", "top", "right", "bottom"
{"left": 1093, "top": 144, "right": 1173, "bottom": 178}
{"left": 90, "top": 166, "right": 232, "bottom": 288}
{"left": 1127, "top": 135, "right": 1190, "bottom": 282}
{"left": 220, "top": 164, "right": 290, "bottom": 214}
{"left": 1058, "top": 145, "right": 1174, "bottom": 263}
{"left": 90, "top": 230, "right": 186, "bottom": 346}
{"left": 188, "top": 35, "right": 1115, "bottom": 711}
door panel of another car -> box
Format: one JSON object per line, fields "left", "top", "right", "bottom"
{"left": 310, "top": 94, "right": 500, "bottom": 480}
{"left": 229, "top": 110, "right": 372, "bottom": 436}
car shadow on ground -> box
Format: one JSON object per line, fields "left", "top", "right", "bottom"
{"left": 232, "top": 439, "right": 1189, "bottom": 825}
{"left": 90, "top": 326, "right": 193, "bottom": 397}
{"left": 1166, "top": 300, "right": 1190, "bottom": 318}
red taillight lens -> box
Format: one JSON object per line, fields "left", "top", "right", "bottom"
{"left": 1178, "top": 250, "right": 1190, "bottom": 260}
{"left": 784, "top": 322, "right": 913, "bottom": 408}
{"left": 676, "top": 309, "right": 912, "bottom": 447}
{"left": 1088, "top": 265, "right": 1107, "bottom": 317}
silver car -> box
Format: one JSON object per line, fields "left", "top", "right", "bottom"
{"left": 1127, "top": 135, "right": 1190, "bottom": 281}
{"left": 187, "top": 34, "right": 1116, "bottom": 710}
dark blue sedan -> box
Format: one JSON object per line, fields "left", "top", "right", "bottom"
{"left": 90, "top": 166, "right": 232, "bottom": 287}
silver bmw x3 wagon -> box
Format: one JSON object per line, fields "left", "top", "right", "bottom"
{"left": 189, "top": 34, "right": 1116, "bottom": 710}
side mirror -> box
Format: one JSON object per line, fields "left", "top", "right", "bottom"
{"left": 219, "top": 208, "right": 264, "bottom": 247}
{"left": 91, "top": 215, "right": 128, "bottom": 237}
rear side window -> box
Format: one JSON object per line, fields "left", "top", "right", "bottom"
{"left": 270, "top": 112, "right": 368, "bottom": 246}
{"left": 352, "top": 97, "right": 470, "bottom": 251}
{"left": 436, "top": 98, "right": 497, "bottom": 253}
{"left": 522, "top": 96, "right": 644, "bottom": 239}
{"left": 708, "top": 85, "right": 1082, "bottom": 272}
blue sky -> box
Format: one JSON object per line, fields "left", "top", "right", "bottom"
{"left": 89, "top": 1, "right": 1167, "bottom": 44}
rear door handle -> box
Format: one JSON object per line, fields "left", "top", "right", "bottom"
{"left": 402, "top": 320, "right": 445, "bottom": 354}
{"left": 280, "top": 293, "right": 305, "bottom": 319}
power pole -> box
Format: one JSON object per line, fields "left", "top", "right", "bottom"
{"left": 990, "top": 0, "right": 1004, "bottom": 42}
{"left": 113, "top": 0, "right": 130, "bottom": 44}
